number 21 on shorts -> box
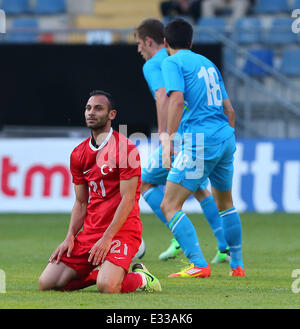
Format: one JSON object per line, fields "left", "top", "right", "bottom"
{"left": 110, "top": 240, "right": 128, "bottom": 256}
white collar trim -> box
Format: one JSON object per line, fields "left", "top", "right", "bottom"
{"left": 89, "top": 128, "right": 113, "bottom": 152}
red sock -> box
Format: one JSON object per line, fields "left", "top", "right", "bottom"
{"left": 121, "top": 272, "right": 143, "bottom": 293}
{"left": 61, "top": 269, "right": 99, "bottom": 291}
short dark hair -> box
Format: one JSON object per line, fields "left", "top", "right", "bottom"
{"left": 165, "top": 18, "right": 193, "bottom": 49}
{"left": 135, "top": 18, "right": 164, "bottom": 44}
{"left": 89, "top": 90, "right": 115, "bottom": 111}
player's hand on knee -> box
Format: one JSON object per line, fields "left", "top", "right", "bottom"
{"left": 49, "top": 245, "right": 65, "bottom": 264}
{"left": 88, "top": 236, "right": 112, "bottom": 266}
{"left": 49, "top": 235, "right": 74, "bottom": 264}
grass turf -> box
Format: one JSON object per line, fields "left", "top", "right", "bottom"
{"left": 0, "top": 213, "right": 299, "bottom": 309}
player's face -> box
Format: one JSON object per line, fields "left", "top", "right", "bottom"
{"left": 85, "top": 95, "right": 113, "bottom": 130}
{"left": 136, "top": 36, "right": 151, "bottom": 61}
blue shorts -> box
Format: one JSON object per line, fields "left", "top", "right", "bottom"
{"left": 141, "top": 146, "right": 169, "bottom": 186}
{"left": 142, "top": 145, "right": 209, "bottom": 190}
{"left": 167, "top": 134, "right": 236, "bottom": 193}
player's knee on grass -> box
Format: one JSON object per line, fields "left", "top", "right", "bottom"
{"left": 38, "top": 275, "right": 58, "bottom": 291}
{"left": 38, "top": 274, "right": 67, "bottom": 291}
{"left": 38, "top": 268, "right": 58, "bottom": 291}
{"left": 38, "top": 263, "right": 77, "bottom": 291}
{"left": 96, "top": 277, "right": 122, "bottom": 294}
{"left": 38, "top": 276, "right": 49, "bottom": 291}
{"left": 96, "top": 263, "right": 125, "bottom": 294}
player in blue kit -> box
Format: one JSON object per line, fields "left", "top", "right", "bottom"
{"left": 160, "top": 18, "right": 245, "bottom": 277}
{"left": 135, "top": 18, "right": 230, "bottom": 264}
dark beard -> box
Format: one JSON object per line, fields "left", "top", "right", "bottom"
{"left": 87, "top": 115, "right": 110, "bottom": 147}
{"left": 86, "top": 115, "right": 109, "bottom": 130}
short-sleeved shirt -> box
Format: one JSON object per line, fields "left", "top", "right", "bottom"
{"left": 143, "top": 48, "right": 169, "bottom": 99}
{"left": 70, "top": 128, "right": 141, "bottom": 233}
{"left": 162, "top": 49, "right": 234, "bottom": 146}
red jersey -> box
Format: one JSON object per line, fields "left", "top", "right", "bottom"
{"left": 70, "top": 128, "right": 141, "bottom": 233}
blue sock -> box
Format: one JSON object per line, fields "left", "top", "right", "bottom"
{"left": 168, "top": 210, "right": 208, "bottom": 268}
{"left": 200, "top": 196, "right": 228, "bottom": 252}
{"left": 220, "top": 207, "right": 244, "bottom": 269}
{"left": 142, "top": 187, "right": 168, "bottom": 227}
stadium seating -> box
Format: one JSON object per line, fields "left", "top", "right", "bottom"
{"left": 242, "top": 48, "right": 274, "bottom": 76}
{"left": 162, "top": 15, "right": 190, "bottom": 26}
{"left": 162, "top": 15, "right": 195, "bottom": 26}
{"left": 33, "top": 0, "right": 66, "bottom": 15}
{"left": 75, "top": 0, "right": 160, "bottom": 29}
{"left": 7, "top": 17, "right": 39, "bottom": 43}
{"left": 293, "top": 0, "right": 300, "bottom": 9}
{"left": 263, "top": 18, "right": 298, "bottom": 45}
{"left": 194, "top": 17, "right": 226, "bottom": 44}
{"left": 1, "top": 0, "right": 30, "bottom": 15}
{"left": 279, "top": 48, "right": 300, "bottom": 76}
{"left": 253, "top": 0, "right": 290, "bottom": 14}
{"left": 223, "top": 46, "right": 236, "bottom": 67}
{"left": 233, "top": 17, "right": 262, "bottom": 44}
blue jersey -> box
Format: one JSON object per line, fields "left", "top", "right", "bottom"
{"left": 161, "top": 49, "right": 234, "bottom": 145}
{"left": 143, "top": 48, "right": 168, "bottom": 99}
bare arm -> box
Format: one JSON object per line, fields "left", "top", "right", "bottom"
{"left": 161, "top": 91, "right": 184, "bottom": 169}
{"left": 49, "top": 183, "right": 88, "bottom": 263}
{"left": 154, "top": 87, "right": 169, "bottom": 135}
{"left": 223, "top": 98, "right": 235, "bottom": 128}
{"left": 65, "top": 184, "right": 89, "bottom": 238}
{"left": 102, "top": 176, "right": 138, "bottom": 240}
{"left": 166, "top": 91, "right": 185, "bottom": 136}
{"left": 88, "top": 176, "right": 139, "bottom": 265}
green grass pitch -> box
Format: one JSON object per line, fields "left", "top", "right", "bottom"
{"left": 0, "top": 212, "right": 299, "bottom": 309}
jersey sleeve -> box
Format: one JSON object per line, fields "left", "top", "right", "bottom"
{"left": 143, "top": 61, "right": 165, "bottom": 99}
{"left": 70, "top": 149, "right": 86, "bottom": 185}
{"left": 213, "top": 64, "right": 228, "bottom": 100}
{"left": 118, "top": 140, "right": 141, "bottom": 181}
{"left": 161, "top": 57, "right": 185, "bottom": 96}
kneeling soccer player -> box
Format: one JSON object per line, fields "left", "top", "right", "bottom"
{"left": 38, "top": 90, "right": 161, "bottom": 293}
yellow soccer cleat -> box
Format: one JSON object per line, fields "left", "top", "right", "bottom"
{"left": 168, "top": 264, "right": 211, "bottom": 278}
